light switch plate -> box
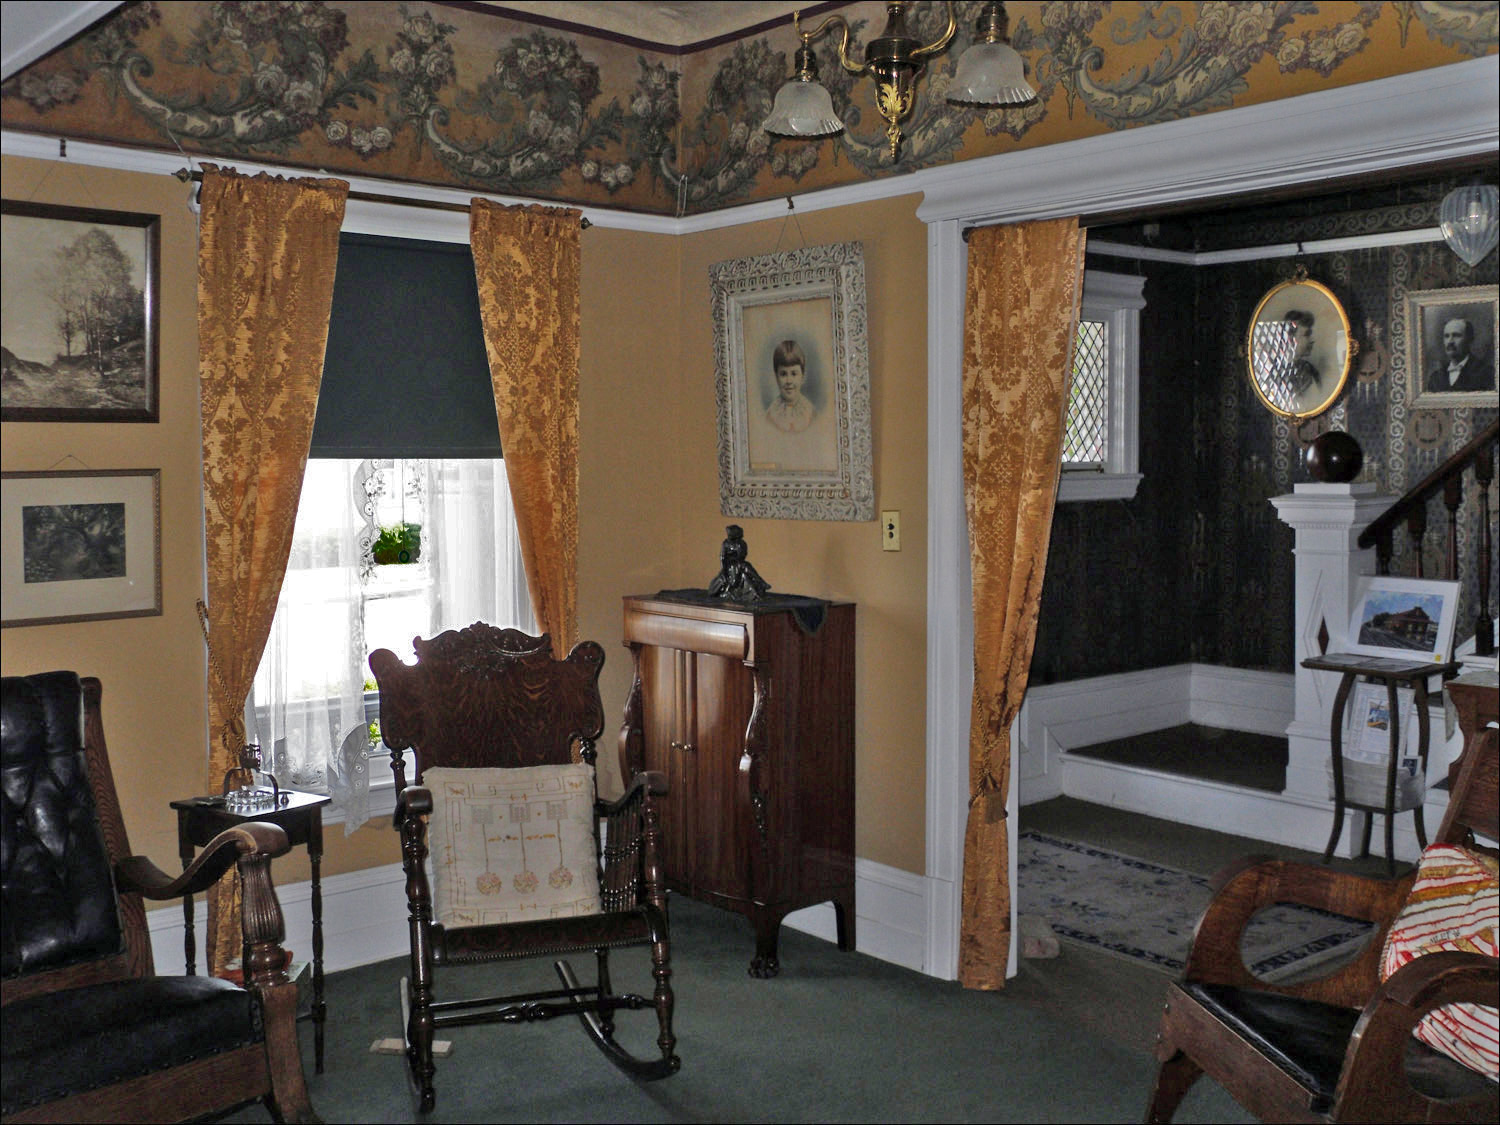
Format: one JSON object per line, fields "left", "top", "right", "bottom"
{"left": 881, "top": 510, "right": 901, "bottom": 552}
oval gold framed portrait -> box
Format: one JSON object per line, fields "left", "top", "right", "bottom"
{"left": 1246, "top": 277, "right": 1352, "bottom": 419}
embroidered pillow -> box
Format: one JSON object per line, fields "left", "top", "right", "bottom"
{"left": 424, "top": 764, "right": 600, "bottom": 928}
{"left": 1379, "top": 842, "right": 1499, "bottom": 1079}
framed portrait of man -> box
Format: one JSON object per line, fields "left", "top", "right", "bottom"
{"left": 711, "top": 241, "right": 873, "bottom": 521}
{"left": 1408, "top": 285, "right": 1498, "bottom": 409}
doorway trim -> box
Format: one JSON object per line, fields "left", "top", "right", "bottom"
{"left": 916, "top": 54, "right": 1499, "bottom": 981}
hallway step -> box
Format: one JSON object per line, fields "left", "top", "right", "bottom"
{"left": 1068, "top": 722, "right": 1287, "bottom": 792}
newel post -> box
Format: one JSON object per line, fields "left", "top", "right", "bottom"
{"left": 1270, "top": 483, "right": 1396, "bottom": 812}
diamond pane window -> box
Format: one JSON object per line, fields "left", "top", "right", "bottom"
{"left": 1057, "top": 270, "right": 1146, "bottom": 502}
{"left": 1064, "top": 319, "right": 1109, "bottom": 466}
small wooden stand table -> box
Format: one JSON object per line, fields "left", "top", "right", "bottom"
{"left": 1301, "top": 653, "right": 1461, "bottom": 875}
{"left": 170, "top": 789, "right": 331, "bottom": 1072}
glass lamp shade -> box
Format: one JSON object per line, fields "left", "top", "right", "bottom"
{"left": 947, "top": 40, "right": 1035, "bottom": 105}
{"left": 1439, "top": 184, "right": 1499, "bottom": 267}
{"left": 762, "top": 79, "right": 844, "bottom": 137}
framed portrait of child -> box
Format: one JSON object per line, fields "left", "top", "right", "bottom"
{"left": 711, "top": 241, "right": 873, "bottom": 521}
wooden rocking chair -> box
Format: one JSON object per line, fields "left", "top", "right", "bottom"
{"left": 370, "top": 624, "right": 679, "bottom": 1113}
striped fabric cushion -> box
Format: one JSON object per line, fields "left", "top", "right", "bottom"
{"left": 1379, "top": 843, "right": 1498, "bottom": 1079}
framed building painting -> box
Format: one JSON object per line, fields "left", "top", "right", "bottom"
{"left": 1345, "top": 575, "right": 1460, "bottom": 665}
{"left": 1, "top": 469, "right": 162, "bottom": 627}
{"left": 711, "top": 241, "right": 873, "bottom": 521}
{"left": 1, "top": 200, "right": 160, "bottom": 422}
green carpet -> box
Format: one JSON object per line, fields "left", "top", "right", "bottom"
{"left": 225, "top": 894, "right": 1252, "bottom": 1123}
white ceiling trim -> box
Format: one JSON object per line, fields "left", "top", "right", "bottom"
{"left": 1, "top": 1, "right": 125, "bottom": 82}
{"left": 1089, "top": 227, "right": 1449, "bottom": 267}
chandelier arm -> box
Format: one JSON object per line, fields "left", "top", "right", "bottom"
{"left": 798, "top": 13, "right": 869, "bottom": 76}
{"left": 908, "top": 1, "right": 958, "bottom": 62}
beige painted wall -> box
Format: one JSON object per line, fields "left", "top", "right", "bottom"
{"left": 1, "top": 157, "right": 932, "bottom": 899}
{"left": 673, "top": 196, "right": 930, "bottom": 874}
{"left": 1, "top": 156, "right": 391, "bottom": 891}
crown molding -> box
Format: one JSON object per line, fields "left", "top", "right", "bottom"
{"left": 917, "top": 55, "right": 1499, "bottom": 227}
{"left": 6, "top": 55, "right": 1496, "bottom": 241}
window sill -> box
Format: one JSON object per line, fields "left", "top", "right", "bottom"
{"left": 1058, "top": 472, "right": 1143, "bottom": 503}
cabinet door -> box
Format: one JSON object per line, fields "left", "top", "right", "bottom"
{"left": 637, "top": 645, "right": 699, "bottom": 892}
{"left": 687, "top": 650, "right": 755, "bottom": 905}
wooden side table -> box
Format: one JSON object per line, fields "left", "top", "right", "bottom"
{"left": 1301, "top": 653, "right": 1461, "bottom": 875}
{"left": 171, "top": 789, "right": 332, "bottom": 1072}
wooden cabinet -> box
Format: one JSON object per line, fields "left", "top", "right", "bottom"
{"left": 620, "top": 591, "right": 855, "bottom": 977}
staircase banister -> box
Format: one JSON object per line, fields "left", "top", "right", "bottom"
{"left": 1357, "top": 419, "right": 1498, "bottom": 551}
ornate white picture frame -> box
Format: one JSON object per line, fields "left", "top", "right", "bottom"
{"left": 711, "top": 241, "right": 873, "bottom": 521}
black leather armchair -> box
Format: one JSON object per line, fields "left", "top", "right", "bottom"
{"left": 1, "top": 671, "right": 316, "bottom": 1123}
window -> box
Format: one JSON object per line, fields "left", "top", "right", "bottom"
{"left": 1059, "top": 269, "right": 1146, "bottom": 502}
{"left": 250, "top": 457, "right": 531, "bottom": 826}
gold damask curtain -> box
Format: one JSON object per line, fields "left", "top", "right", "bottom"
{"left": 958, "top": 218, "right": 1085, "bottom": 990}
{"left": 198, "top": 165, "right": 348, "bottom": 971}
{"left": 469, "top": 200, "right": 582, "bottom": 651}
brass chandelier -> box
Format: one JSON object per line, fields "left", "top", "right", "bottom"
{"left": 762, "top": 2, "right": 1036, "bottom": 162}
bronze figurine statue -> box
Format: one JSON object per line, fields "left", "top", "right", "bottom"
{"left": 708, "top": 525, "right": 770, "bottom": 602}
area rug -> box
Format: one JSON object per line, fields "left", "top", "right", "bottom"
{"left": 1017, "top": 831, "right": 1374, "bottom": 979}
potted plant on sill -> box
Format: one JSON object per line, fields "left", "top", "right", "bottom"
{"left": 371, "top": 522, "right": 421, "bottom": 566}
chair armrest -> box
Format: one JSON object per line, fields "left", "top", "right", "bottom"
{"left": 115, "top": 822, "right": 291, "bottom": 900}
{"left": 1332, "top": 951, "right": 1499, "bottom": 1120}
{"left": 394, "top": 783, "right": 433, "bottom": 826}
{"left": 597, "top": 770, "right": 667, "bottom": 818}
{"left": 596, "top": 771, "right": 668, "bottom": 913}
{"left": 1183, "top": 857, "right": 1414, "bottom": 1005}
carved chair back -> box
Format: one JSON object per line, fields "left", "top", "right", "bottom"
{"left": 369, "top": 624, "right": 607, "bottom": 791}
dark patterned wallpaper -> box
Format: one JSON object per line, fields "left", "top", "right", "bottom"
{"left": 1032, "top": 187, "right": 1498, "bottom": 684}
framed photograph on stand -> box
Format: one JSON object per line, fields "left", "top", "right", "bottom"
{"left": 1345, "top": 575, "right": 1461, "bottom": 664}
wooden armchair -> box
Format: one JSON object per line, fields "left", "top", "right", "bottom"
{"left": 1146, "top": 719, "right": 1499, "bottom": 1123}
{"left": 370, "top": 624, "right": 679, "bottom": 1113}
{"left": 0, "top": 671, "right": 315, "bottom": 1124}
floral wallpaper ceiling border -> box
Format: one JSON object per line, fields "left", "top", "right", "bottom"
{"left": 2, "top": 2, "right": 1494, "bottom": 216}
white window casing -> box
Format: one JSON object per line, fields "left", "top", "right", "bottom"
{"left": 1060, "top": 269, "right": 1146, "bottom": 502}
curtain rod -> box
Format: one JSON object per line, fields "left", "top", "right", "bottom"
{"left": 173, "top": 167, "right": 591, "bottom": 228}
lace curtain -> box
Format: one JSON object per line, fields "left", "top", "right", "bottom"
{"left": 252, "top": 458, "right": 531, "bottom": 833}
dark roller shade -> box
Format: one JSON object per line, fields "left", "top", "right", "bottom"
{"left": 311, "top": 233, "right": 500, "bottom": 458}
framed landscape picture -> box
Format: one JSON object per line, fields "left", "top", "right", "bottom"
{"left": 711, "top": 240, "right": 873, "bottom": 521}
{"left": 1345, "top": 575, "right": 1460, "bottom": 664}
{"left": 1, "top": 200, "right": 160, "bottom": 422}
{"left": 1, "top": 469, "right": 161, "bottom": 627}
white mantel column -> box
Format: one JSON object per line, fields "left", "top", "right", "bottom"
{"left": 1270, "top": 484, "right": 1395, "bottom": 820}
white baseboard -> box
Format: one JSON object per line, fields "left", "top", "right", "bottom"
{"left": 149, "top": 861, "right": 412, "bottom": 976}
{"left": 781, "top": 858, "right": 929, "bottom": 973}
{"left": 1057, "top": 753, "right": 1450, "bottom": 862}
{"left": 150, "top": 856, "right": 932, "bottom": 978}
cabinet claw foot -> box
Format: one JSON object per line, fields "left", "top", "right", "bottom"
{"left": 748, "top": 955, "right": 780, "bottom": 979}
